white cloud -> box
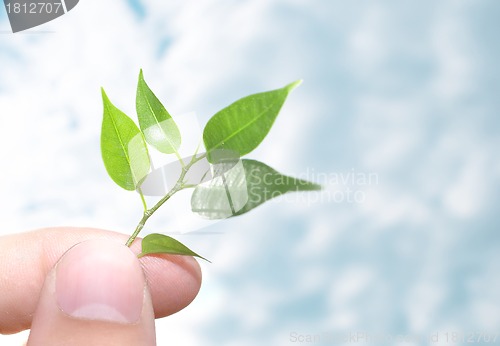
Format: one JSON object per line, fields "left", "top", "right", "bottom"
{"left": 442, "top": 152, "right": 489, "bottom": 218}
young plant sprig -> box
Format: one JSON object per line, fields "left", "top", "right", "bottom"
{"left": 100, "top": 70, "right": 321, "bottom": 261}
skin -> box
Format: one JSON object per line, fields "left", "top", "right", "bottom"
{"left": 0, "top": 227, "right": 202, "bottom": 345}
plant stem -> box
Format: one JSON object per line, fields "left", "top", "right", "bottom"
{"left": 125, "top": 152, "right": 207, "bottom": 247}
{"left": 138, "top": 187, "right": 148, "bottom": 212}
{"left": 174, "top": 150, "right": 186, "bottom": 169}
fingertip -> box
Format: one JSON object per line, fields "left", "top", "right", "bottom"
{"left": 55, "top": 240, "right": 145, "bottom": 323}
{"left": 28, "top": 239, "right": 156, "bottom": 345}
{"left": 139, "top": 253, "right": 202, "bottom": 318}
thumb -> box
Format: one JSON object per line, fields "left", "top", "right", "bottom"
{"left": 27, "top": 239, "right": 156, "bottom": 346}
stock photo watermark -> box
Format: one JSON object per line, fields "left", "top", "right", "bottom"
{"left": 289, "top": 330, "right": 500, "bottom": 344}
{"left": 133, "top": 114, "right": 379, "bottom": 215}
{"left": 119, "top": 111, "right": 378, "bottom": 235}
{"left": 140, "top": 148, "right": 379, "bottom": 211}
{"left": 2, "top": 0, "right": 79, "bottom": 33}
{"left": 279, "top": 168, "right": 379, "bottom": 205}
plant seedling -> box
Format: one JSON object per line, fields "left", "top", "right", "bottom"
{"left": 100, "top": 70, "right": 321, "bottom": 260}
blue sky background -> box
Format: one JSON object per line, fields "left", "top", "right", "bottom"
{"left": 1, "top": 0, "right": 500, "bottom": 345}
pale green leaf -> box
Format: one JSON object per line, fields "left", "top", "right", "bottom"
{"left": 138, "top": 233, "right": 210, "bottom": 262}
{"left": 203, "top": 80, "right": 302, "bottom": 163}
{"left": 136, "top": 69, "right": 181, "bottom": 154}
{"left": 191, "top": 159, "right": 321, "bottom": 219}
{"left": 101, "top": 88, "right": 150, "bottom": 191}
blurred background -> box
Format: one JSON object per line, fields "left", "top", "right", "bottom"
{"left": 1, "top": 0, "right": 500, "bottom": 345}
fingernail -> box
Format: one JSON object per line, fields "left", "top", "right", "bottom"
{"left": 55, "top": 240, "right": 144, "bottom": 324}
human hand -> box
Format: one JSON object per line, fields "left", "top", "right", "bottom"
{"left": 0, "top": 227, "right": 202, "bottom": 345}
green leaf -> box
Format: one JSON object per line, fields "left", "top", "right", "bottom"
{"left": 138, "top": 233, "right": 210, "bottom": 262}
{"left": 191, "top": 159, "right": 321, "bottom": 219}
{"left": 203, "top": 80, "right": 302, "bottom": 163}
{"left": 136, "top": 69, "right": 181, "bottom": 154}
{"left": 101, "top": 88, "right": 150, "bottom": 191}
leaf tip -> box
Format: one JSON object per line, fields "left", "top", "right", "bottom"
{"left": 286, "top": 79, "right": 303, "bottom": 92}
{"left": 201, "top": 257, "right": 212, "bottom": 263}
{"left": 311, "top": 182, "right": 323, "bottom": 191}
{"left": 101, "top": 87, "right": 109, "bottom": 101}
{"left": 194, "top": 253, "right": 212, "bottom": 263}
{"left": 298, "top": 179, "right": 322, "bottom": 191}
